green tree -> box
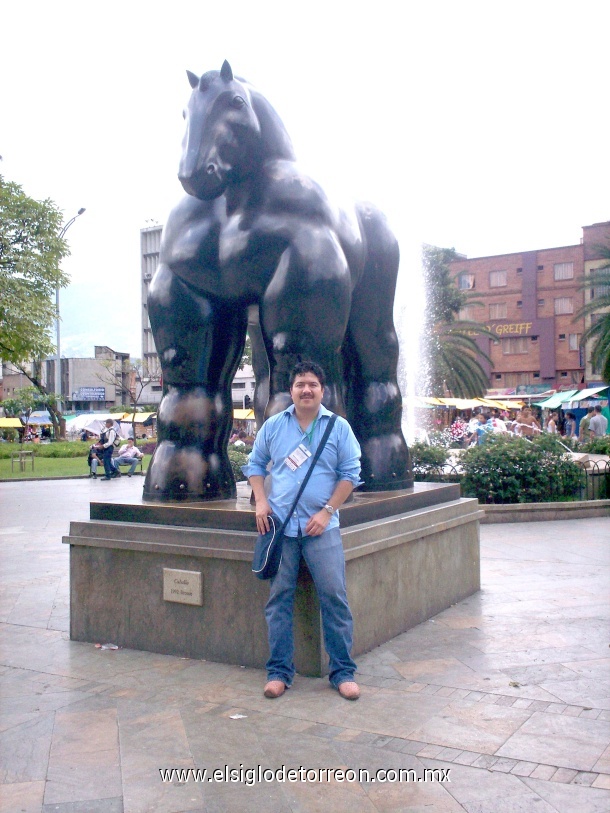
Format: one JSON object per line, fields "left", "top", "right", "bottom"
{"left": 96, "top": 358, "right": 161, "bottom": 438}
{"left": 239, "top": 334, "right": 252, "bottom": 370}
{"left": 1, "top": 386, "right": 57, "bottom": 443}
{"left": 575, "top": 246, "right": 610, "bottom": 384}
{"left": 9, "top": 363, "right": 64, "bottom": 439}
{"left": 0, "top": 175, "right": 69, "bottom": 364}
{"left": 421, "top": 245, "right": 493, "bottom": 398}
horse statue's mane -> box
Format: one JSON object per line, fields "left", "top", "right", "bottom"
{"left": 245, "top": 83, "right": 296, "bottom": 164}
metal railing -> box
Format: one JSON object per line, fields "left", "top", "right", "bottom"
{"left": 414, "top": 458, "right": 610, "bottom": 501}
{"left": 575, "top": 459, "right": 610, "bottom": 501}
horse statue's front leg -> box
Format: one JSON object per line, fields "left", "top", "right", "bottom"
{"left": 143, "top": 265, "right": 247, "bottom": 501}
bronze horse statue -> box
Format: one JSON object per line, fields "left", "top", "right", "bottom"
{"left": 144, "top": 60, "right": 411, "bottom": 501}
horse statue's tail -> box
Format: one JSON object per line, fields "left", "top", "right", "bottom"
{"left": 342, "top": 203, "right": 412, "bottom": 491}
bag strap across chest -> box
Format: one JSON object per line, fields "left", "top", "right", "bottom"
{"left": 278, "top": 413, "right": 338, "bottom": 535}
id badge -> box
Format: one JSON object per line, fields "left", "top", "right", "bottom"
{"left": 285, "top": 443, "right": 312, "bottom": 471}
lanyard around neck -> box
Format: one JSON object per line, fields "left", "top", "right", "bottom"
{"left": 303, "top": 416, "right": 317, "bottom": 446}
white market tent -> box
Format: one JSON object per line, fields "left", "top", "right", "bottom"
{"left": 65, "top": 413, "right": 129, "bottom": 439}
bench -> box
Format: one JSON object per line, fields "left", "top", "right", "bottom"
{"left": 11, "top": 450, "right": 35, "bottom": 472}
{"left": 89, "top": 449, "right": 144, "bottom": 477}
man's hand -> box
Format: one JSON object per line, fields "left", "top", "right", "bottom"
{"left": 305, "top": 509, "right": 331, "bottom": 537}
{"left": 255, "top": 496, "right": 272, "bottom": 534}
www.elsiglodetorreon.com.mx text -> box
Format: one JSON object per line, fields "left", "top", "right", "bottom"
{"left": 159, "top": 766, "right": 451, "bottom": 785}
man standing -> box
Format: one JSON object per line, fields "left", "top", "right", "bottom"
{"left": 99, "top": 419, "right": 118, "bottom": 481}
{"left": 579, "top": 407, "right": 595, "bottom": 439}
{"left": 244, "top": 362, "right": 362, "bottom": 701}
{"left": 113, "top": 437, "right": 144, "bottom": 476}
{"left": 589, "top": 405, "right": 609, "bottom": 438}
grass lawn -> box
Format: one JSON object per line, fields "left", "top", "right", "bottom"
{"left": 0, "top": 456, "right": 149, "bottom": 480}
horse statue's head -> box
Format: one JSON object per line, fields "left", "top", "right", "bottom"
{"left": 179, "top": 60, "right": 294, "bottom": 201}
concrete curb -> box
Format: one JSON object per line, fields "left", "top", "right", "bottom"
{"left": 0, "top": 473, "right": 146, "bottom": 483}
{"left": 481, "top": 499, "right": 610, "bottom": 523}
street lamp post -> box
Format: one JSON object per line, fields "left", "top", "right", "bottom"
{"left": 55, "top": 208, "right": 86, "bottom": 411}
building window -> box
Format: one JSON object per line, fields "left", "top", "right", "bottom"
{"left": 489, "top": 303, "right": 507, "bottom": 319}
{"left": 533, "top": 372, "right": 540, "bottom": 379}
{"left": 568, "top": 333, "right": 581, "bottom": 351}
{"left": 554, "top": 297, "right": 573, "bottom": 315}
{"left": 505, "top": 372, "right": 531, "bottom": 387}
{"left": 537, "top": 265, "right": 544, "bottom": 270}
{"left": 558, "top": 333, "right": 566, "bottom": 341}
{"left": 554, "top": 262, "right": 574, "bottom": 280}
{"left": 531, "top": 335, "right": 538, "bottom": 342}
{"left": 538, "top": 299, "right": 545, "bottom": 307}
{"left": 459, "top": 305, "right": 477, "bottom": 321}
{"left": 494, "top": 374, "right": 502, "bottom": 381}
{"left": 516, "top": 300, "right": 522, "bottom": 308}
{"left": 458, "top": 273, "right": 475, "bottom": 290}
{"left": 151, "top": 385, "right": 162, "bottom": 392}
{"left": 502, "top": 337, "right": 529, "bottom": 355}
{"left": 489, "top": 270, "right": 507, "bottom": 288}
{"left": 233, "top": 382, "right": 246, "bottom": 389}
{"left": 560, "top": 371, "right": 568, "bottom": 378}
{"left": 516, "top": 267, "right": 523, "bottom": 274}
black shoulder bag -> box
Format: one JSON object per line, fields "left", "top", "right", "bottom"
{"left": 252, "top": 414, "right": 338, "bottom": 580}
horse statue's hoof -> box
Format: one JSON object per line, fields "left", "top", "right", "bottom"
{"left": 143, "top": 441, "right": 236, "bottom": 502}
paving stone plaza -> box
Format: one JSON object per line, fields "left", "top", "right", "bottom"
{"left": 0, "top": 477, "right": 608, "bottom": 812}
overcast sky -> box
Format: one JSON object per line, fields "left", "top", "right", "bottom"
{"left": 2, "top": 0, "right": 608, "bottom": 360}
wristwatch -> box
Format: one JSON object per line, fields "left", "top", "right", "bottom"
{"left": 323, "top": 504, "right": 335, "bottom": 515}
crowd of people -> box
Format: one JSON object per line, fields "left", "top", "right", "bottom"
{"left": 450, "top": 404, "right": 608, "bottom": 447}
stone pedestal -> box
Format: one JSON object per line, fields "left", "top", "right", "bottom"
{"left": 64, "top": 484, "right": 482, "bottom": 676}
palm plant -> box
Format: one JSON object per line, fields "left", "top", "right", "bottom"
{"left": 575, "top": 247, "right": 610, "bottom": 384}
{"left": 421, "top": 245, "right": 493, "bottom": 398}
{"left": 430, "top": 319, "right": 493, "bottom": 398}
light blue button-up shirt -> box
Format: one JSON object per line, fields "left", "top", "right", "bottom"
{"left": 242, "top": 404, "right": 361, "bottom": 535}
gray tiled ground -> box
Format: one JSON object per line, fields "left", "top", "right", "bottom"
{"left": 0, "top": 477, "right": 609, "bottom": 812}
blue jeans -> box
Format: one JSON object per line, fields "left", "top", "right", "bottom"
{"left": 102, "top": 446, "right": 115, "bottom": 477}
{"left": 265, "top": 527, "right": 356, "bottom": 687}
{"left": 113, "top": 456, "right": 139, "bottom": 475}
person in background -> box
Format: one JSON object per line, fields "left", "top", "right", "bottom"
{"left": 579, "top": 407, "right": 595, "bottom": 439}
{"left": 491, "top": 408, "right": 507, "bottom": 433}
{"left": 546, "top": 412, "right": 558, "bottom": 434}
{"left": 88, "top": 442, "right": 104, "bottom": 477}
{"left": 469, "top": 413, "right": 493, "bottom": 445}
{"left": 563, "top": 411, "right": 577, "bottom": 439}
{"left": 589, "top": 405, "right": 609, "bottom": 438}
{"left": 519, "top": 408, "right": 541, "bottom": 439}
{"left": 99, "top": 419, "right": 119, "bottom": 480}
{"left": 112, "top": 437, "right": 144, "bottom": 477}
{"left": 232, "top": 430, "right": 247, "bottom": 447}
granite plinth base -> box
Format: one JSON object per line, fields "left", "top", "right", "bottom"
{"left": 64, "top": 484, "right": 482, "bottom": 677}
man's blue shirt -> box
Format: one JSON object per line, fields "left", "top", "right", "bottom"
{"left": 242, "top": 404, "right": 361, "bottom": 535}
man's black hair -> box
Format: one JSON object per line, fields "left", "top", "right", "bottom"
{"left": 289, "top": 360, "right": 326, "bottom": 388}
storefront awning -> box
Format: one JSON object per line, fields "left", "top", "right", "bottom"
{"left": 0, "top": 418, "right": 22, "bottom": 428}
{"left": 120, "top": 412, "right": 157, "bottom": 424}
{"left": 564, "top": 386, "right": 608, "bottom": 403}
{"left": 535, "top": 390, "right": 579, "bottom": 409}
{"left": 233, "top": 409, "right": 255, "bottom": 420}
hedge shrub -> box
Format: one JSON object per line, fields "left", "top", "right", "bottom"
{"left": 228, "top": 447, "right": 250, "bottom": 482}
{"left": 410, "top": 441, "right": 448, "bottom": 480}
{"left": 580, "top": 436, "right": 610, "bottom": 456}
{"left": 461, "top": 434, "right": 582, "bottom": 504}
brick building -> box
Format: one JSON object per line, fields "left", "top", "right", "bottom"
{"left": 449, "top": 221, "right": 610, "bottom": 394}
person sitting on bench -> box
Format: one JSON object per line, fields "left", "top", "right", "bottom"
{"left": 88, "top": 442, "right": 104, "bottom": 478}
{"left": 112, "top": 437, "right": 144, "bottom": 476}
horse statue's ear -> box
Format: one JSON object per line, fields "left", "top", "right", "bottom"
{"left": 220, "top": 60, "right": 234, "bottom": 82}
{"left": 187, "top": 70, "right": 200, "bottom": 89}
